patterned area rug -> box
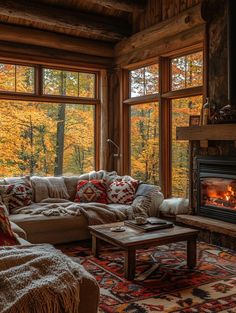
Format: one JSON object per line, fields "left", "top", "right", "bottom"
{"left": 59, "top": 241, "right": 236, "bottom": 312}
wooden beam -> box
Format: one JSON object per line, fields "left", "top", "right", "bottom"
{"left": 176, "top": 124, "right": 236, "bottom": 141}
{"left": 0, "top": 44, "right": 112, "bottom": 69}
{"left": 84, "top": 0, "right": 145, "bottom": 13}
{"left": 0, "top": 0, "right": 130, "bottom": 41}
{"left": 0, "top": 41, "right": 113, "bottom": 68}
{"left": 115, "top": 4, "right": 205, "bottom": 57}
{"left": 0, "top": 24, "right": 114, "bottom": 58}
{"left": 115, "top": 25, "right": 204, "bottom": 67}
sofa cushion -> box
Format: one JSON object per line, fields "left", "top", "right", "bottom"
{"left": 64, "top": 176, "right": 81, "bottom": 201}
{"left": 9, "top": 203, "right": 89, "bottom": 244}
{"left": 74, "top": 180, "right": 108, "bottom": 204}
{"left": 31, "top": 176, "right": 70, "bottom": 202}
{"left": 0, "top": 183, "right": 32, "bottom": 213}
{"left": 0, "top": 204, "right": 18, "bottom": 246}
{"left": 107, "top": 177, "right": 139, "bottom": 204}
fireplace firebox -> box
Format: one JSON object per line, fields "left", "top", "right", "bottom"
{"left": 197, "top": 157, "right": 236, "bottom": 223}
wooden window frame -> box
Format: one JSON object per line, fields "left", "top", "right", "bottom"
{"left": 123, "top": 47, "right": 204, "bottom": 198}
{"left": 0, "top": 59, "right": 101, "bottom": 171}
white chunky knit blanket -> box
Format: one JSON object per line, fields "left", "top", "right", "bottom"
{"left": 0, "top": 244, "right": 82, "bottom": 313}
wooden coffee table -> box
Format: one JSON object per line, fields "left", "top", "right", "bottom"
{"left": 89, "top": 222, "right": 199, "bottom": 280}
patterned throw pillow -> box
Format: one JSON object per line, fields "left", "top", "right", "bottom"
{"left": 0, "top": 204, "right": 18, "bottom": 246}
{"left": 0, "top": 183, "right": 33, "bottom": 214}
{"left": 107, "top": 178, "right": 139, "bottom": 204}
{"left": 74, "top": 180, "right": 108, "bottom": 204}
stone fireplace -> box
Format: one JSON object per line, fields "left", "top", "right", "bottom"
{"left": 197, "top": 156, "right": 236, "bottom": 224}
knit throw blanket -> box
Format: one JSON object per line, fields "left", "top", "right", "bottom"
{"left": 0, "top": 244, "right": 81, "bottom": 313}
{"left": 14, "top": 185, "right": 162, "bottom": 225}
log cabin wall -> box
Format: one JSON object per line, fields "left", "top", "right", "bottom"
{"left": 113, "top": 0, "right": 205, "bottom": 175}
{"left": 134, "top": 0, "right": 200, "bottom": 33}
{"left": 190, "top": 0, "right": 236, "bottom": 214}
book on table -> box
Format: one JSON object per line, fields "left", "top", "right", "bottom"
{"left": 124, "top": 217, "right": 173, "bottom": 232}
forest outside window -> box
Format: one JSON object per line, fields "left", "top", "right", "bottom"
{"left": 130, "top": 64, "right": 159, "bottom": 98}
{"left": 0, "top": 100, "right": 95, "bottom": 177}
{"left": 0, "top": 61, "right": 98, "bottom": 177}
{"left": 128, "top": 63, "right": 159, "bottom": 185}
{"left": 43, "top": 68, "right": 96, "bottom": 98}
{"left": 130, "top": 102, "right": 159, "bottom": 184}
{"left": 125, "top": 50, "right": 203, "bottom": 197}
{"left": 171, "top": 51, "right": 203, "bottom": 197}
{"left": 0, "top": 63, "right": 35, "bottom": 93}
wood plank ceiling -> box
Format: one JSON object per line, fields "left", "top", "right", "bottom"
{"left": 0, "top": 0, "right": 146, "bottom": 43}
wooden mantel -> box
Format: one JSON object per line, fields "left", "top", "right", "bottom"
{"left": 176, "top": 124, "right": 236, "bottom": 148}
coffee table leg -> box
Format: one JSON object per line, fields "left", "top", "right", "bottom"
{"left": 92, "top": 235, "right": 100, "bottom": 258}
{"left": 187, "top": 238, "right": 197, "bottom": 269}
{"left": 124, "top": 248, "right": 136, "bottom": 280}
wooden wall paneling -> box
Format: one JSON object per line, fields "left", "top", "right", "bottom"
{"left": 160, "top": 57, "right": 171, "bottom": 198}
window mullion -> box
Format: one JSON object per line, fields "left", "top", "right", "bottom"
{"left": 159, "top": 57, "right": 171, "bottom": 198}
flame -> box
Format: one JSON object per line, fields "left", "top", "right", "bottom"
{"left": 204, "top": 182, "right": 236, "bottom": 209}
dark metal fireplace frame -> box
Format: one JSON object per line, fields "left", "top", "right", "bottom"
{"left": 197, "top": 156, "right": 236, "bottom": 224}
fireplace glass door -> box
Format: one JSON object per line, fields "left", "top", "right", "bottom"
{"left": 197, "top": 157, "right": 236, "bottom": 223}
{"left": 201, "top": 177, "right": 236, "bottom": 211}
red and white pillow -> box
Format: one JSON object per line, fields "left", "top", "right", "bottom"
{"left": 0, "top": 179, "right": 33, "bottom": 214}
{"left": 74, "top": 180, "right": 108, "bottom": 204}
{"left": 107, "top": 177, "right": 139, "bottom": 204}
{"left": 0, "top": 203, "right": 18, "bottom": 246}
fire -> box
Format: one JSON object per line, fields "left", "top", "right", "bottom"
{"left": 204, "top": 181, "right": 236, "bottom": 210}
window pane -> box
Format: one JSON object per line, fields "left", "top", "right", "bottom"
{"left": 130, "top": 64, "right": 159, "bottom": 98}
{"left": 145, "top": 64, "right": 159, "bottom": 95}
{"left": 65, "top": 71, "right": 78, "bottom": 97}
{"left": 79, "top": 73, "right": 95, "bottom": 98}
{"left": 130, "top": 102, "right": 159, "bottom": 184}
{"left": 43, "top": 68, "right": 62, "bottom": 95}
{"left": 43, "top": 69, "right": 96, "bottom": 98}
{"left": 0, "top": 100, "right": 95, "bottom": 177}
{"left": 171, "top": 52, "right": 203, "bottom": 90}
{"left": 172, "top": 96, "right": 202, "bottom": 197}
{"left": 130, "top": 68, "right": 145, "bottom": 97}
{"left": 16, "top": 65, "right": 34, "bottom": 93}
{"left": 0, "top": 63, "right": 34, "bottom": 93}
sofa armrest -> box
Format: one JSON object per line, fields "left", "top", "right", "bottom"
{"left": 10, "top": 221, "right": 27, "bottom": 240}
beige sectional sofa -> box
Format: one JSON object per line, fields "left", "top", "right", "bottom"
{"left": 2, "top": 172, "right": 164, "bottom": 244}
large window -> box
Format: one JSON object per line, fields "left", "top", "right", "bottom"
{"left": 172, "top": 96, "right": 202, "bottom": 197}
{"left": 125, "top": 50, "right": 203, "bottom": 197}
{"left": 128, "top": 63, "right": 159, "bottom": 185}
{"left": 130, "top": 102, "right": 159, "bottom": 184}
{"left": 0, "top": 62, "right": 98, "bottom": 177}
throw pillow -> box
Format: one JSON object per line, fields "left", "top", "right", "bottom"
{"left": 0, "top": 183, "right": 33, "bottom": 214}
{"left": 107, "top": 178, "right": 139, "bottom": 204}
{"left": 74, "top": 180, "right": 108, "bottom": 203}
{"left": 0, "top": 204, "right": 18, "bottom": 246}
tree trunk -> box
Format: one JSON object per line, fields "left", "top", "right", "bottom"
{"left": 54, "top": 103, "right": 65, "bottom": 176}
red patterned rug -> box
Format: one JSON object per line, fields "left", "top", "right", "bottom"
{"left": 59, "top": 241, "right": 236, "bottom": 312}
